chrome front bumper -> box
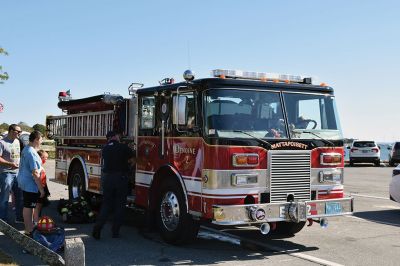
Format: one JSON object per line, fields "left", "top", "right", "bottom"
{"left": 212, "top": 197, "right": 354, "bottom": 225}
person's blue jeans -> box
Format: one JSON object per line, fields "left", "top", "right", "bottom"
{"left": 0, "top": 172, "right": 23, "bottom": 222}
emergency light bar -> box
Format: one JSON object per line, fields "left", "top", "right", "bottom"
{"left": 212, "top": 69, "right": 313, "bottom": 84}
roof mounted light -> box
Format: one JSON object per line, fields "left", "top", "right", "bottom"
{"left": 183, "top": 69, "right": 195, "bottom": 82}
{"left": 128, "top": 83, "right": 144, "bottom": 95}
{"left": 211, "top": 69, "right": 313, "bottom": 84}
{"left": 58, "top": 90, "right": 71, "bottom": 101}
{"left": 159, "top": 78, "right": 175, "bottom": 85}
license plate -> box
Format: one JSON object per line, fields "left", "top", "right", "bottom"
{"left": 362, "top": 150, "right": 368, "bottom": 153}
{"left": 325, "top": 202, "right": 342, "bottom": 215}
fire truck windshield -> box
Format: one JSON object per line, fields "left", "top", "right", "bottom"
{"left": 204, "top": 89, "right": 288, "bottom": 139}
{"left": 204, "top": 89, "right": 342, "bottom": 140}
{"left": 283, "top": 92, "right": 342, "bottom": 140}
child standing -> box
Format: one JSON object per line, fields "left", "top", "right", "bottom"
{"left": 34, "top": 150, "right": 50, "bottom": 223}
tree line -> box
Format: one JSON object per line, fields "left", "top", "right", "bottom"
{"left": 0, "top": 122, "right": 46, "bottom": 136}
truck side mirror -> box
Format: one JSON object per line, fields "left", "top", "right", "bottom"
{"left": 173, "top": 96, "right": 187, "bottom": 125}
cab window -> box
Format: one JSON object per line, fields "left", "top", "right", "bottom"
{"left": 140, "top": 96, "right": 155, "bottom": 129}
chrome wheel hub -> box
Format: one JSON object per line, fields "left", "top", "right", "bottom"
{"left": 160, "top": 191, "right": 180, "bottom": 231}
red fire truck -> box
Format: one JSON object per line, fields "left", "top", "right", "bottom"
{"left": 46, "top": 69, "right": 353, "bottom": 244}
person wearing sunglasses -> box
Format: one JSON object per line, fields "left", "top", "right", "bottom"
{"left": 0, "top": 124, "right": 24, "bottom": 223}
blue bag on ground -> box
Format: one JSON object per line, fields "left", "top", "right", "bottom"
{"left": 33, "top": 227, "right": 65, "bottom": 253}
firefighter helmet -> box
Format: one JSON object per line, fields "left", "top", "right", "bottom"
{"left": 37, "top": 216, "right": 56, "bottom": 233}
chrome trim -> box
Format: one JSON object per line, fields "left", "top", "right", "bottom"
{"left": 161, "top": 120, "right": 165, "bottom": 156}
{"left": 268, "top": 150, "right": 311, "bottom": 203}
{"left": 202, "top": 169, "right": 267, "bottom": 189}
{"left": 212, "top": 197, "right": 353, "bottom": 225}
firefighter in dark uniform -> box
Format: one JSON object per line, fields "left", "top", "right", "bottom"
{"left": 92, "top": 131, "right": 135, "bottom": 239}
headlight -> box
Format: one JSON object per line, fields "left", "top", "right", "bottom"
{"left": 318, "top": 169, "right": 343, "bottom": 184}
{"left": 231, "top": 173, "right": 258, "bottom": 186}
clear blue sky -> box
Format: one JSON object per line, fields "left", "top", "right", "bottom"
{"left": 1, "top": 1, "right": 399, "bottom": 141}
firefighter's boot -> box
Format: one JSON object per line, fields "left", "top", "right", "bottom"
{"left": 92, "top": 225, "right": 101, "bottom": 240}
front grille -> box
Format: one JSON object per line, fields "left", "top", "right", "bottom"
{"left": 269, "top": 150, "right": 311, "bottom": 203}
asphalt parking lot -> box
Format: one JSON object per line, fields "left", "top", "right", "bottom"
{"left": 1, "top": 161, "right": 399, "bottom": 265}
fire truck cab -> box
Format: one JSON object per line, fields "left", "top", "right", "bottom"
{"left": 47, "top": 69, "right": 353, "bottom": 244}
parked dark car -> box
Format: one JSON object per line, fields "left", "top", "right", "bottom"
{"left": 388, "top": 142, "right": 400, "bottom": 166}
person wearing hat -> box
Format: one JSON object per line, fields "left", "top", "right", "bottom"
{"left": 92, "top": 131, "right": 135, "bottom": 239}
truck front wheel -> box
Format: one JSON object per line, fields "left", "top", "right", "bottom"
{"left": 273, "top": 221, "right": 306, "bottom": 236}
{"left": 156, "top": 178, "right": 199, "bottom": 245}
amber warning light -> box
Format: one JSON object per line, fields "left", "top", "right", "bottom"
{"left": 232, "top": 153, "right": 259, "bottom": 167}
{"left": 320, "top": 153, "right": 342, "bottom": 165}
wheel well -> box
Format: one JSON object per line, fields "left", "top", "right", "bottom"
{"left": 149, "top": 165, "right": 188, "bottom": 212}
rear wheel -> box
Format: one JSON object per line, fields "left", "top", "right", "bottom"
{"left": 389, "top": 159, "right": 395, "bottom": 167}
{"left": 273, "top": 221, "right": 306, "bottom": 236}
{"left": 156, "top": 178, "right": 199, "bottom": 245}
{"left": 374, "top": 160, "right": 380, "bottom": 167}
{"left": 68, "top": 163, "right": 87, "bottom": 201}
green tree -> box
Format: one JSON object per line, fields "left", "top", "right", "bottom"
{"left": 32, "top": 123, "right": 46, "bottom": 135}
{"left": 0, "top": 123, "right": 9, "bottom": 132}
{"left": 17, "top": 122, "right": 32, "bottom": 132}
{"left": 0, "top": 47, "right": 9, "bottom": 84}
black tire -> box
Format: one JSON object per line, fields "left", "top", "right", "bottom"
{"left": 156, "top": 178, "right": 199, "bottom": 245}
{"left": 68, "top": 163, "right": 87, "bottom": 201}
{"left": 374, "top": 161, "right": 380, "bottom": 167}
{"left": 349, "top": 160, "right": 354, "bottom": 167}
{"left": 273, "top": 221, "right": 306, "bottom": 236}
{"left": 389, "top": 159, "right": 395, "bottom": 167}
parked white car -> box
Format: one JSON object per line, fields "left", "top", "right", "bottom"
{"left": 390, "top": 165, "right": 400, "bottom": 203}
{"left": 349, "top": 140, "right": 381, "bottom": 167}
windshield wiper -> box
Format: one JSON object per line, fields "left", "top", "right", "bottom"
{"left": 233, "top": 130, "right": 272, "bottom": 149}
{"left": 299, "top": 130, "right": 336, "bottom": 147}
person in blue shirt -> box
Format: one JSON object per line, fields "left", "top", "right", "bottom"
{"left": 17, "top": 131, "right": 44, "bottom": 236}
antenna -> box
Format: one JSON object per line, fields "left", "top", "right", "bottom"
{"left": 187, "top": 41, "right": 191, "bottom": 70}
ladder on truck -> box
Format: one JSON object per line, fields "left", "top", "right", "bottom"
{"left": 46, "top": 110, "right": 115, "bottom": 139}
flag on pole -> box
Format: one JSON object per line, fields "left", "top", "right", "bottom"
{"left": 0, "top": 103, "right": 3, "bottom": 113}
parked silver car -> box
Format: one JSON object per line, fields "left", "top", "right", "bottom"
{"left": 390, "top": 165, "right": 400, "bottom": 203}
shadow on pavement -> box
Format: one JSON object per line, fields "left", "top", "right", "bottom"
{"left": 5, "top": 198, "right": 318, "bottom": 265}
{"left": 353, "top": 209, "right": 400, "bottom": 227}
